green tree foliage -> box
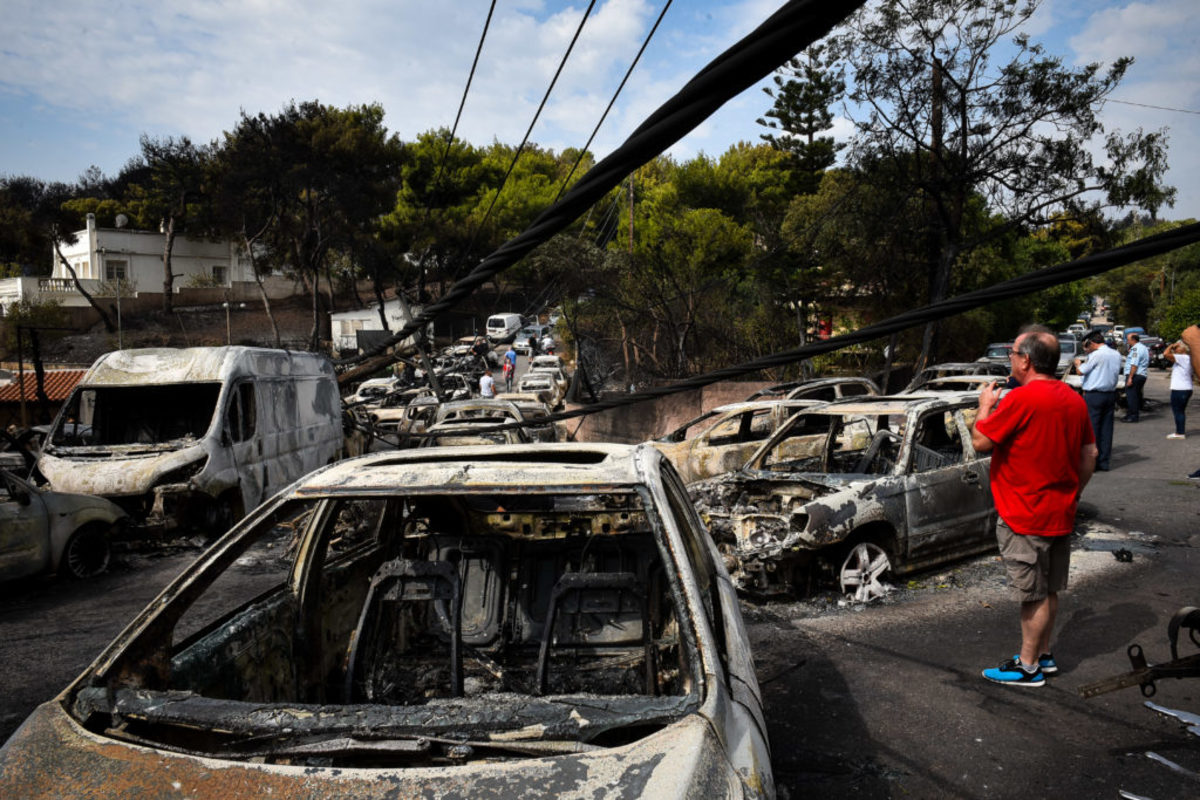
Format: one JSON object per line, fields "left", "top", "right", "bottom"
{"left": 1091, "top": 218, "right": 1200, "bottom": 333}
{"left": 757, "top": 44, "right": 845, "bottom": 194}
{"left": 120, "top": 136, "right": 211, "bottom": 312}
{"left": 827, "top": 0, "right": 1174, "bottom": 367}
{"left": 215, "top": 101, "right": 404, "bottom": 348}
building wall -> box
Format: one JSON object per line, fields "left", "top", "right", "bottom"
{"left": 53, "top": 213, "right": 247, "bottom": 291}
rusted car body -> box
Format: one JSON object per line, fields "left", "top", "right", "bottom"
{"left": 0, "top": 468, "right": 127, "bottom": 581}
{"left": 36, "top": 347, "right": 343, "bottom": 532}
{"left": 500, "top": 393, "right": 565, "bottom": 442}
{"left": 0, "top": 444, "right": 773, "bottom": 799}
{"left": 652, "top": 399, "right": 823, "bottom": 484}
{"left": 691, "top": 395, "right": 996, "bottom": 600}
{"left": 516, "top": 372, "right": 563, "bottom": 407}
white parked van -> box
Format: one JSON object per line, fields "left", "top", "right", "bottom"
{"left": 38, "top": 347, "right": 343, "bottom": 532}
{"left": 485, "top": 312, "right": 523, "bottom": 343}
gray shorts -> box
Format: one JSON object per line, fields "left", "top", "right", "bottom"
{"left": 997, "top": 522, "right": 1070, "bottom": 602}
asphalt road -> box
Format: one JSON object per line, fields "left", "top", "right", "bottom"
{"left": 1, "top": 369, "right": 1197, "bottom": 799}
{"left": 755, "top": 368, "right": 1200, "bottom": 799}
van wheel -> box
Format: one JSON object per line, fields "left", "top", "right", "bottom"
{"left": 839, "top": 540, "right": 894, "bottom": 603}
{"left": 204, "top": 491, "right": 245, "bottom": 537}
{"left": 63, "top": 524, "right": 111, "bottom": 579}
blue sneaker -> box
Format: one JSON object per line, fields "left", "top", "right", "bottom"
{"left": 983, "top": 659, "right": 1045, "bottom": 687}
{"left": 1011, "top": 652, "right": 1058, "bottom": 676}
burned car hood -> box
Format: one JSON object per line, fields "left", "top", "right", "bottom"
{"left": 38, "top": 443, "right": 205, "bottom": 497}
{"left": 0, "top": 696, "right": 751, "bottom": 800}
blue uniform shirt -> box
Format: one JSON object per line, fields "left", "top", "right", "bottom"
{"left": 1124, "top": 342, "right": 1149, "bottom": 376}
{"left": 1079, "top": 344, "right": 1121, "bottom": 391}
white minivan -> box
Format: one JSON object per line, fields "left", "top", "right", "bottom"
{"left": 38, "top": 346, "right": 343, "bottom": 533}
{"left": 485, "top": 312, "right": 523, "bottom": 343}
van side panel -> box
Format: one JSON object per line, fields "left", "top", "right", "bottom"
{"left": 38, "top": 347, "right": 344, "bottom": 531}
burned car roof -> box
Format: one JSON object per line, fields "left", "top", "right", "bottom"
{"left": 0, "top": 443, "right": 774, "bottom": 799}
{"left": 298, "top": 444, "right": 658, "bottom": 493}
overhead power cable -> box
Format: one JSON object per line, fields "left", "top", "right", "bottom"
{"left": 336, "top": 0, "right": 870, "bottom": 380}
{"left": 553, "top": 0, "right": 675, "bottom": 202}
{"left": 458, "top": 221, "right": 1200, "bottom": 434}
{"left": 429, "top": 0, "right": 499, "bottom": 191}
{"left": 465, "top": 0, "right": 600, "bottom": 249}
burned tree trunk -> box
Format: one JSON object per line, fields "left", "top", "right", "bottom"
{"left": 55, "top": 243, "right": 116, "bottom": 332}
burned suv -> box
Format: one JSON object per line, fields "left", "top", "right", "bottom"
{"left": 692, "top": 395, "right": 996, "bottom": 601}
{"left": 0, "top": 444, "right": 773, "bottom": 799}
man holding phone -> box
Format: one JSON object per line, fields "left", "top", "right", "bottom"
{"left": 972, "top": 326, "right": 1097, "bottom": 687}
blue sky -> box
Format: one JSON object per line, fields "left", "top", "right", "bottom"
{"left": 2, "top": 0, "right": 1197, "bottom": 219}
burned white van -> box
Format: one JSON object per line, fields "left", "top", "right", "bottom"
{"left": 38, "top": 347, "right": 343, "bottom": 532}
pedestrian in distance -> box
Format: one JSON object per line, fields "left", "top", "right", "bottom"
{"left": 479, "top": 368, "right": 495, "bottom": 398}
{"left": 1074, "top": 329, "right": 1121, "bottom": 471}
{"left": 1181, "top": 322, "right": 1200, "bottom": 478}
{"left": 1121, "top": 332, "right": 1150, "bottom": 422}
{"left": 502, "top": 359, "right": 514, "bottom": 393}
{"left": 971, "top": 326, "right": 1097, "bottom": 688}
{"left": 1164, "top": 339, "right": 1194, "bottom": 440}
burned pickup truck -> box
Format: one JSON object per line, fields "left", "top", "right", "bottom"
{"left": 0, "top": 444, "right": 772, "bottom": 799}
{"left": 691, "top": 395, "right": 997, "bottom": 601}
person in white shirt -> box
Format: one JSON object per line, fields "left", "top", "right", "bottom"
{"left": 479, "top": 369, "right": 495, "bottom": 398}
{"left": 1165, "top": 339, "right": 1195, "bottom": 439}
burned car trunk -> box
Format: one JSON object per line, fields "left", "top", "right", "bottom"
{"left": 691, "top": 395, "right": 997, "bottom": 601}
{"left": 0, "top": 444, "right": 772, "bottom": 799}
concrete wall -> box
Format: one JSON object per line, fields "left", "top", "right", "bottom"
{"left": 566, "top": 381, "right": 772, "bottom": 443}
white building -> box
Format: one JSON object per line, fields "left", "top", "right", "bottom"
{"left": 329, "top": 298, "right": 431, "bottom": 354}
{"left": 0, "top": 213, "right": 265, "bottom": 316}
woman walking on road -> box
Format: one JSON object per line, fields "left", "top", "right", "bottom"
{"left": 1165, "top": 339, "right": 1195, "bottom": 439}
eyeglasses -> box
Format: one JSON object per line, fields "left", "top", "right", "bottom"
{"left": 1008, "top": 350, "right": 1028, "bottom": 359}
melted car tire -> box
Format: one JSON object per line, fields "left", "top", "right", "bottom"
{"left": 838, "top": 540, "right": 894, "bottom": 603}
{"left": 62, "top": 524, "right": 111, "bottom": 580}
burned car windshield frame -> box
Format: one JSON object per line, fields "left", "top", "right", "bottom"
{"left": 70, "top": 483, "right": 709, "bottom": 763}
{"left": 50, "top": 383, "right": 223, "bottom": 448}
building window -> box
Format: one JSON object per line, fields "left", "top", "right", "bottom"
{"left": 212, "top": 265, "right": 228, "bottom": 285}
{"left": 105, "top": 260, "right": 127, "bottom": 281}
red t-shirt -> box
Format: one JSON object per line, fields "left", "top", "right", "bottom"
{"left": 974, "top": 379, "right": 1095, "bottom": 536}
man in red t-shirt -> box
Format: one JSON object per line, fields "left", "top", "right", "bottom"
{"left": 971, "top": 326, "right": 1097, "bottom": 687}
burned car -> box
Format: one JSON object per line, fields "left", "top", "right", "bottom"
{"left": 37, "top": 347, "right": 343, "bottom": 533}
{"left": 0, "top": 444, "right": 773, "bottom": 799}
{"left": 904, "top": 361, "right": 1010, "bottom": 392}
{"left": 652, "top": 399, "right": 823, "bottom": 484}
{"left": 1, "top": 468, "right": 126, "bottom": 581}
{"left": 743, "top": 376, "right": 880, "bottom": 402}
{"left": 693, "top": 395, "right": 996, "bottom": 601}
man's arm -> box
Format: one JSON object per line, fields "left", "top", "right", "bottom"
{"left": 1077, "top": 442, "right": 1098, "bottom": 495}
{"left": 971, "top": 381, "right": 1002, "bottom": 453}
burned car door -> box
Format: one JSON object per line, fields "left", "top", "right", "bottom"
{"left": 902, "top": 409, "right": 994, "bottom": 566}
{"left": 659, "top": 466, "right": 773, "bottom": 797}
{"left": 0, "top": 470, "right": 50, "bottom": 580}
{"left": 687, "top": 409, "right": 777, "bottom": 483}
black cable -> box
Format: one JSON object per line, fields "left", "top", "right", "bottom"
{"left": 464, "top": 0, "right": 599, "bottom": 253}
{"left": 338, "top": 0, "right": 870, "bottom": 369}
{"left": 440, "top": 220, "right": 1200, "bottom": 435}
{"left": 430, "top": 0, "right": 498, "bottom": 191}
{"left": 553, "top": 0, "right": 675, "bottom": 202}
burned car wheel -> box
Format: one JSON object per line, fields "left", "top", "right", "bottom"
{"left": 839, "top": 540, "right": 893, "bottom": 603}
{"left": 62, "top": 524, "right": 111, "bottom": 579}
